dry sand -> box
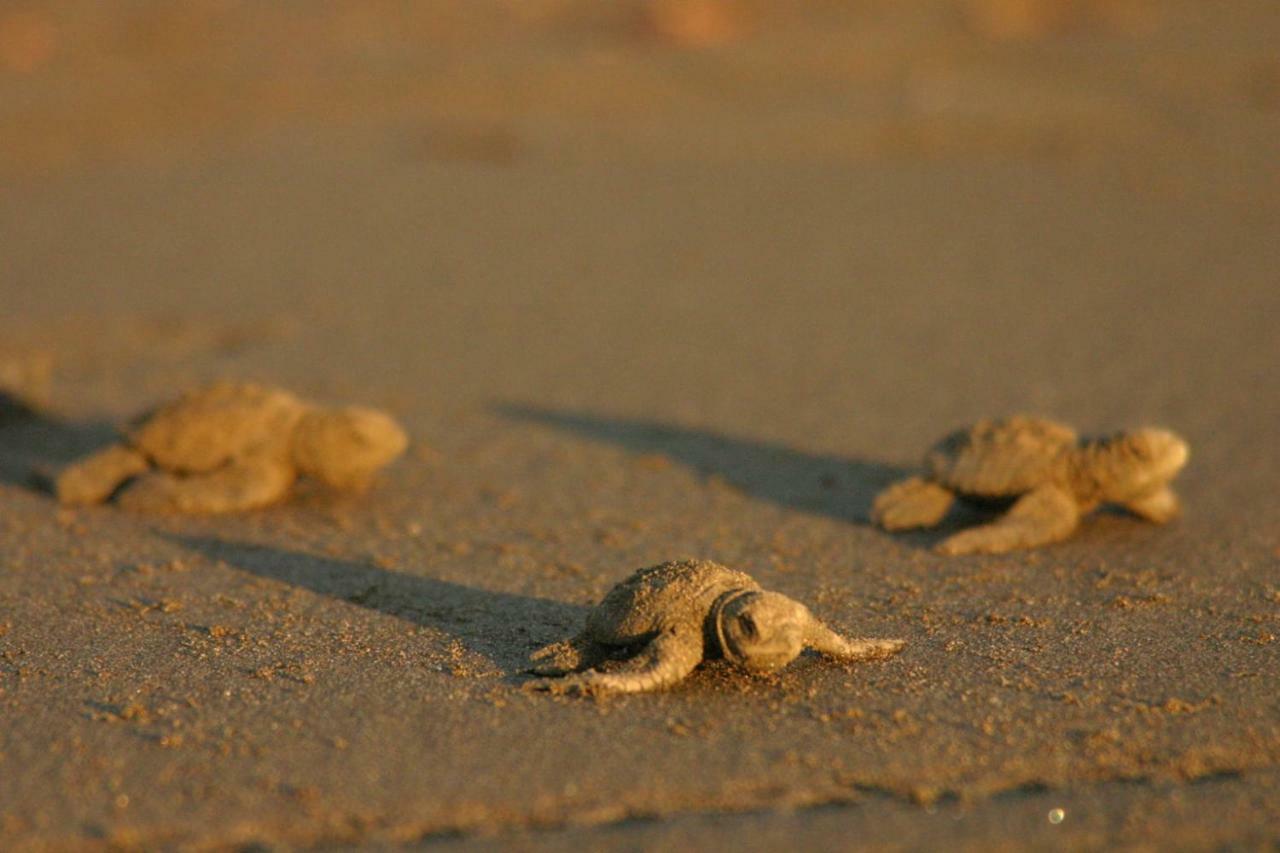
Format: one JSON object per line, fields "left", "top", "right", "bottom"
{"left": 1, "top": 1, "right": 1278, "bottom": 849}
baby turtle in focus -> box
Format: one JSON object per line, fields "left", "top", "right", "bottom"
{"left": 56, "top": 381, "right": 408, "bottom": 513}
{"left": 528, "top": 559, "right": 904, "bottom": 695}
{"left": 872, "top": 415, "right": 1189, "bottom": 555}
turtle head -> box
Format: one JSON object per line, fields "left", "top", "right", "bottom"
{"left": 1097, "top": 427, "right": 1189, "bottom": 501}
{"left": 292, "top": 406, "right": 409, "bottom": 490}
{"left": 714, "top": 590, "right": 808, "bottom": 673}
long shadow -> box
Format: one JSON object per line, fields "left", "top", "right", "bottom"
{"left": 167, "top": 535, "right": 586, "bottom": 673}
{"left": 0, "top": 395, "right": 118, "bottom": 494}
{"left": 495, "top": 403, "right": 908, "bottom": 525}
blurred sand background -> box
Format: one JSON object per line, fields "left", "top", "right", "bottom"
{"left": 1, "top": 1, "right": 1278, "bottom": 848}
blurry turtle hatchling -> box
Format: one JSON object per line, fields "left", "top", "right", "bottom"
{"left": 872, "top": 415, "right": 1189, "bottom": 555}
{"left": 528, "top": 559, "right": 904, "bottom": 695}
{"left": 0, "top": 346, "right": 53, "bottom": 417}
{"left": 56, "top": 381, "right": 408, "bottom": 513}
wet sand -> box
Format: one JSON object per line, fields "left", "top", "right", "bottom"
{"left": 1, "top": 2, "right": 1278, "bottom": 848}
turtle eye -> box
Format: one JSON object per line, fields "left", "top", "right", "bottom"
{"left": 737, "top": 614, "right": 758, "bottom": 639}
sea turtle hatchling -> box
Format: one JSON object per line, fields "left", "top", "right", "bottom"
{"left": 56, "top": 381, "right": 408, "bottom": 513}
{"left": 528, "top": 559, "right": 904, "bottom": 695}
{"left": 872, "top": 416, "right": 1189, "bottom": 555}
{"left": 0, "top": 346, "right": 53, "bottom": 416}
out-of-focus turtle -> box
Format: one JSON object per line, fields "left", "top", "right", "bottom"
{"left": 56, "top": 381, "right": 408, "bottom": 513}
{"left": 528, "top": 559, "right": 904, "bottom": 695}
{"left": 872, "top": 415, "right": 1189, "bottom": 555}
{"left": 0, "top": 347, "right": 53, "bottom": 418}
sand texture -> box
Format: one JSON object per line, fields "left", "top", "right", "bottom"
{"left": 1, "top": 1, "right": 1278, "bottom": 849}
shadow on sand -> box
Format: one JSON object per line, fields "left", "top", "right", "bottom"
{"left": 167, "top": 534, "right": 586, "bottom": 672}
{"left": 0, "top": 395, "right": 117, "bottom": 494}
{"left": 495, "top": 403, "right": 908, "bottom": 526}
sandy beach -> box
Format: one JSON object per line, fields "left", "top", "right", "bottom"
{"left": 2, "top": 1, "right": 1278, "bottom": 848}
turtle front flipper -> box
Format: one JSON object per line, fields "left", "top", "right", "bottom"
{"left": 872, "top": 476, "right": 955, "bottom": 530}
{"left": 804, "top": 619, "right": 905, "bottom": 662}
{"left": 56, "top": 444, "right": 150, "bottom": 505}
{"left": 116, "top": 454, "right": 295, "bottom": 514}
{"left": 936, "top": 483, "right": 1079, "bottom": 555}
{"left": 1124, "top": 486, "right": 1181, "bottom": 524}
{"left": 529, "top": 629, "right": 702, "bottom": 695}
{"left": 527, "top": 632, "right": 611, "bottom": 676}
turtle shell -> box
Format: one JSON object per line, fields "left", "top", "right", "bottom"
{"left": 128, "top": 381, "right": 307, "bottom": 473}
{"left": 925, "top": 416, "right": 1077, "bottom": 498}
{"left": 585, "top": 560, "right": 760, "bottom": 645}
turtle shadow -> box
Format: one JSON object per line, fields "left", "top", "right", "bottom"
{"left": 0, "top": 397, "right": 118, "bottom": 495}
{"left": 165, "top": 534, "right": 586, "bottom": 675}
{"left": 494, "top": 402, "right": 909, "bottom": 526}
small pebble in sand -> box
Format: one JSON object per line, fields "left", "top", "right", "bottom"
{"left": 872, "top": 415, "right": 1188, "bottom": 555}
{"left": 56, "top": 381, "right": 408, "bottom": 514}
{"left": 528, "top": 559, "right": 903, "bottom": 695}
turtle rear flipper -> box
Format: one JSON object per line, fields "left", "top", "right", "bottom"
{"left": 872, "top": 476, "right": 955, "bottom": 530}
{"left": 56, "top": 444, "right": 150, "bottom": 505}
{"left": 936, "top": 483, "right": 1079, "bottom": 555}
{"left": 527, "top": 632, "right": 610, "bottom": 676}
{"left": 529, "top": 629, "right": 702, "bottom": 695}
{"left": 116, "top": 454, "right": 295, "bottom": 514}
